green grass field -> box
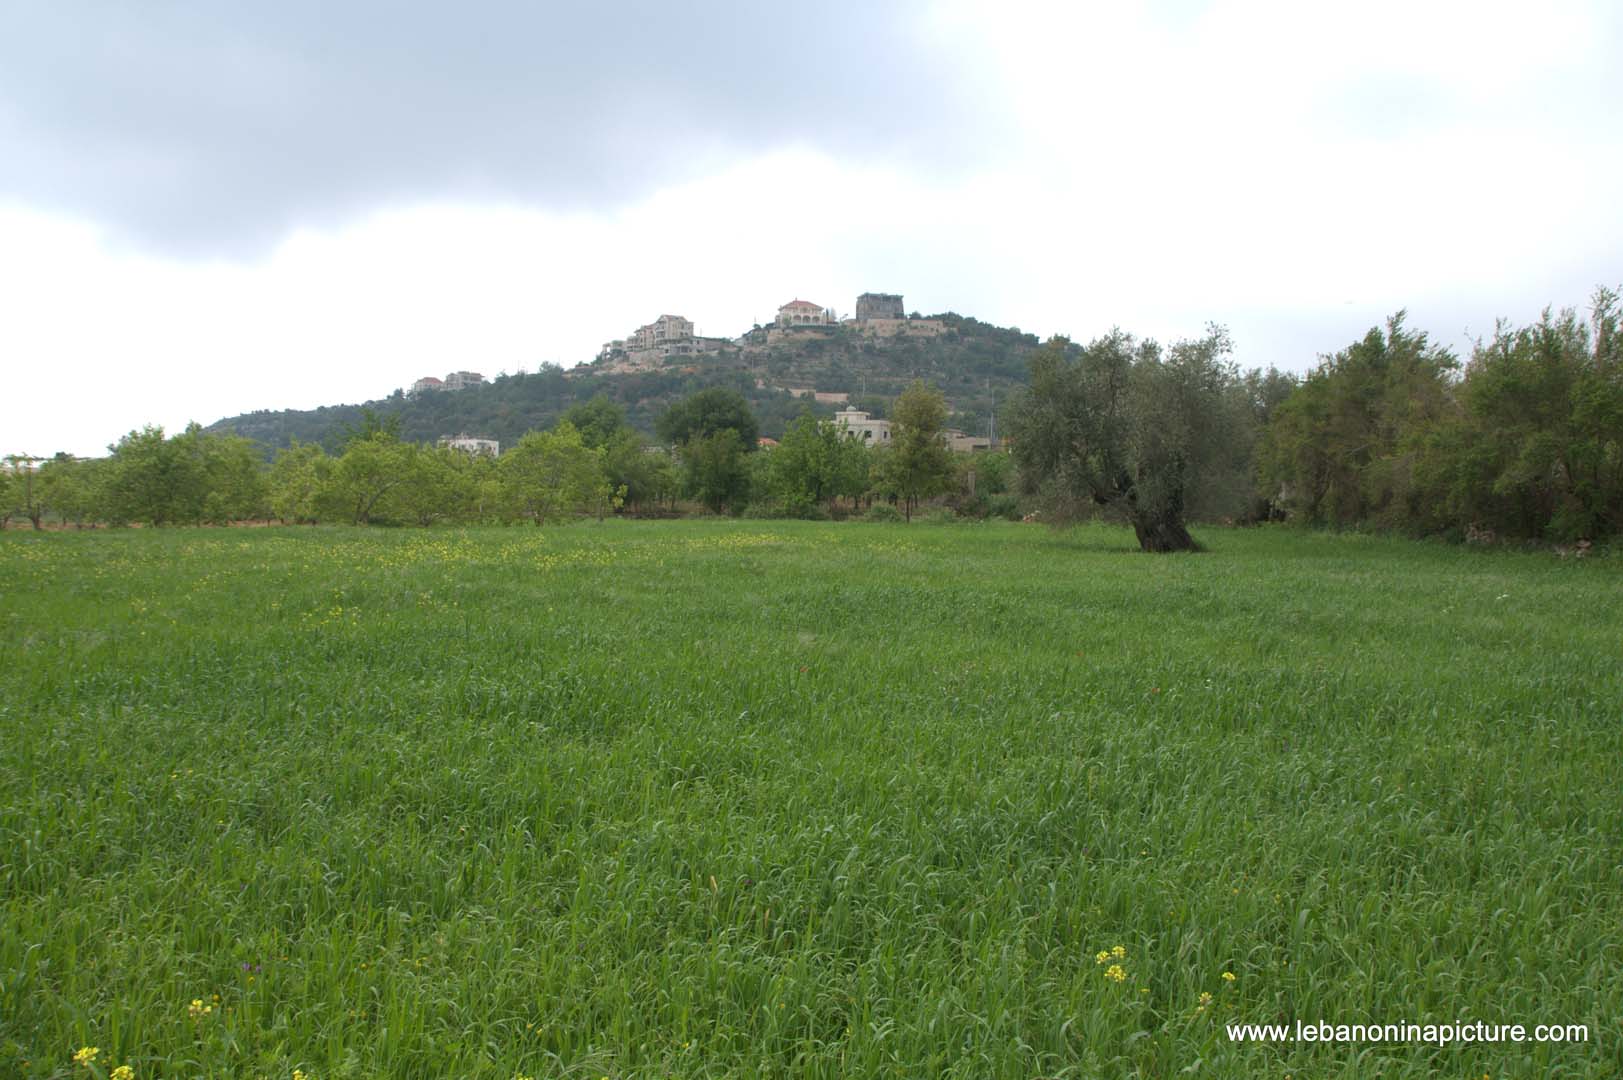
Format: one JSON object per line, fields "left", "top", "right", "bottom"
{"left": 2, "top": 522, "right": 1618, "bottom": 1079}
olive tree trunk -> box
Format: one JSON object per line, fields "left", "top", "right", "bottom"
{"left": 1128, "top": 508, "right": 1199, "bottom": 552}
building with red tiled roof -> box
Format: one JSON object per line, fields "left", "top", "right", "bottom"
{"left": 776, "top": 299, "right": 834, "bottom": 327}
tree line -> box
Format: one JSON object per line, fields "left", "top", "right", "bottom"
{"left": 6, "top": 289, "right": 1618, "bottom": 550}
{"left": 1257, "top": 294, "right": 1621, "bottom": 544}
{"left": 1, "top": 385, "right": 994, "bottom": 529}
{"left": 1002, "top": 287, "right": 1621, "bottom": 550}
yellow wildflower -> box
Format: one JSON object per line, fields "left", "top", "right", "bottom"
{"left": 111, "top": 1067, "right": 135, "bottom": 1080}
{"left": 74, "top": 1046, "right": 100, "bottom": 1067}
{"left": 188, "top": 998, "right": 214, "bottom": 1019}
{"left": 1094, "top": 950, "right": 1110, "bottom": 964}
{"left": 1196, "top": 991, "right": 1213, "bottom": 1011}
{"left": 1222, "top": 971, "right": 1236, "bottom": 982}
{"left": 1104, "top": 964, "right": 1127, "bottom": 983}
{"left": 1111, "top": 944, "right": 1126, "bottom": 960}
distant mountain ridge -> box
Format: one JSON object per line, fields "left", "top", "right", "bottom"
{"left": 206, "top": 312, "right": 1040, "bottom": 454}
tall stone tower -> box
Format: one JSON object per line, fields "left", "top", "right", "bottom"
{"left": 855, "top": 292, "right": 905, "bottom": 322}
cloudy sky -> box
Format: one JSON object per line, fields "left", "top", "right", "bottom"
{"left": 4, "top": 0, "right": 1620, "bottom": 457}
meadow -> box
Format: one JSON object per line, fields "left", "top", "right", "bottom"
{"left": 1, "top": 521, "right": 1618, "bottom": 1079}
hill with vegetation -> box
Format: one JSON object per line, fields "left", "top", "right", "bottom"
{"left": 205, "top": 313, "right": 1041, "bottom": 453}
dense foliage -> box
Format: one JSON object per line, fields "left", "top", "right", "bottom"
{"left": 8, "top": 389, "right": 982, "bottom": 527}
{"left": 751, "top": 414, "right": 870, "bottom": 518}
{"left": 1261, "top": 291, "right": 1623, "bottom": 542}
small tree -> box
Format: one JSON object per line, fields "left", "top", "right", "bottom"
{"left": 38, "top": 454, "right": 108, "bottom": 527}
{"left": 766, "top": 413, "right": 868, "bottom": 514}
{"left": 268, "top": 441, "right": 330, "bottom": 523}
{"left": 498, "top": 422, "right": 615, "bottom": 524}
{"left": 605, "top": 429, "right": 678, "bottom": 513}
{"left": 322, "top": 433, "right": 415, "bottom": 525}
{"left": 884, "top": 381, "right": 954, "bottom": 521}
{"left": 3, "top": 455, "right": 45, "bottom": 529}
{"left": 681, "top": 429, "right": 751, "bottom": 514}
{"left": 394, "top": 445, "right": 466, "bottom": 526}
{"left": 105, "top": 426, "right": 205, "bottom": 526}
{"left": 659, "top": 387, "right": 760, "bottom": 514}
{"left": 199, "top": 432, "right": 269, "bottom": 523}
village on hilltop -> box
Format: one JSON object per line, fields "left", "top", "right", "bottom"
{"left": 593, "top": 291, "right": 946, "bottom": 375}
{"left": 405, "top": 291, "right": 993, "bottom": 455}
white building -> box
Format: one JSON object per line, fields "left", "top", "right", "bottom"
{"left": 834, "top": 407, "right": 891, "bottom": 444}
{"left": 439, "top": 433, "right": 500, "bottom": 456}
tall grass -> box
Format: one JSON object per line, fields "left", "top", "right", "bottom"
{"left": 1, "top": 523, "right": 1618, "bottom": 1078}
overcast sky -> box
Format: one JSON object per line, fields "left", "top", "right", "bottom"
{"left": 4, "top": 0, "right": 1620, "bottom": 457}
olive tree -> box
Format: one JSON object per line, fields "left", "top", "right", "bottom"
{"left": 1007, "top": 327, "right": 1250, "bottom": 552}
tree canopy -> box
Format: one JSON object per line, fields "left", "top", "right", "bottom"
{"left": 656, "top": 387, "right": 761, "bottom": 449}
{"left": 1008, "top": 328, "right": 1249, "bottom": 552}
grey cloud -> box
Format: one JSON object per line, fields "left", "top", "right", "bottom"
{"left": 0, "top": 1, "right": 1001, "bottom": 255}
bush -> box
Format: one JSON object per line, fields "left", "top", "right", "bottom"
{"left": 949, "top": 492, "right": 990, "bottom": 519}
{"left": 861, "top": 503, "right": 904, "bottom": 523}
{"left": 742, "top": 496, "right": 829, "bottom": 520}
{"left": 922, "top": 508, "right": 959, "bottom": 525}
{"left": 988, "top": 493, "right": 1024, "bottom": 521}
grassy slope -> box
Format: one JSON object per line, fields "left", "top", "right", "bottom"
{"left": 1, "top": 523, "right": 1618, "bottom": 1078}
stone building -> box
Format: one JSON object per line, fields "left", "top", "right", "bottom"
{"left": 600, "top": 313, "right": 713, "bottom": 370}
{"left": 630, "top": 314, "right": 695, "bottom": 352}
{"left": 855, "top": 292, "right": 904, "bottom": 322}
{"left": 443, "top": 371, "right": 486, "bottom": 391}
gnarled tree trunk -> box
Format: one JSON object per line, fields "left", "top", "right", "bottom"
{"left": 1128, "top": 508, "right": 1198, "bottom": 552}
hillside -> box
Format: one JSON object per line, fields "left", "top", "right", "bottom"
{"left": 206, "top": 313, "right": 1040, "bottom": 453}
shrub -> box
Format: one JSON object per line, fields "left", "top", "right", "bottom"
{"left": 950, "top": 493, "right": 990, "bottom": 519}
{"left": 988, "top": 493, "right": 1024, "bottom": 521}
{"left": 862, "top": 503, "right": 904, "bottom": 523}
{"left": 743, "top": 496, "right": 828, "bottom": 520}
